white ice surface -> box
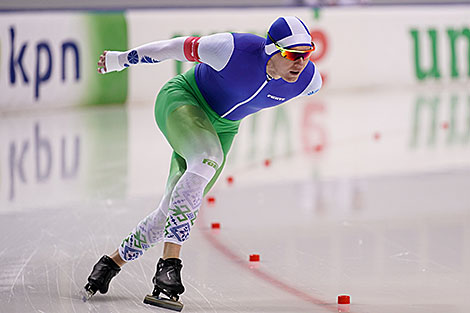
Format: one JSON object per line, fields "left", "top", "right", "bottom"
{"left": 1, "top": 88, "right": 469, "bottom": 313}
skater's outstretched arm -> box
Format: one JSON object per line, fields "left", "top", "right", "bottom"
{"left": 97, "top": 33, "right": 234, "bottom": 74}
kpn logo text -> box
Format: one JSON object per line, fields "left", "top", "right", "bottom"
{"left": 8, "top": 26, "right": 81, "bottom": 100}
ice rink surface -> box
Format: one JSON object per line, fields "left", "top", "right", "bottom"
{"left": 1, "top": 88, "right": 469, "bottom": 313}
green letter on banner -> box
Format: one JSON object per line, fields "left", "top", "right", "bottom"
{"left": 447, "top": 28, "right": 470, "bottom": 79}
{"left": 410, "top": 29, "right": 441, "bottom": 81}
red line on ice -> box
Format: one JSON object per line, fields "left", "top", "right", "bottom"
{"left": 199, "top": 211, "right": 339, "bottom": 312}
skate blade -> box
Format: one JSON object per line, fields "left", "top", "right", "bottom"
{"left": 144, "top": 294, "right": 183, "bottom": 312}
{"left": 79, "top": 288, "right": 95, "bottom": 302}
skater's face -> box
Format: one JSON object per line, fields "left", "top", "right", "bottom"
{"left": 268, "top": 46, "right": 311, "bottom": 83}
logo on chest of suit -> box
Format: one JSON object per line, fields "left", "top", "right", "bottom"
{"left": 267, "top": 94, "right": 286, "bottom": 101}
{"left": 308, "top": 89, "right": 320, "bottom": 96}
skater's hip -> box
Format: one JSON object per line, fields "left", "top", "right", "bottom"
{"left": 154, "top": 67, "right": 240, "bottom": 138}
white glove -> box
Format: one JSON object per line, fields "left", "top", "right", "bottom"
{"left": 99, "top": 51, "right": 125, "bottom": 74}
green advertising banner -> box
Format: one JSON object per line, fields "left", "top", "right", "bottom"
{"left": 85, "top": 12, "right": 128, "bottom": 105}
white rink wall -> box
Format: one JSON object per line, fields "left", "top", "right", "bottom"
{"left": 125, "top": 6, "right": 470, "bottom": 105}
{"left": 1, "top": 6, "right": 469, "bottom": 111}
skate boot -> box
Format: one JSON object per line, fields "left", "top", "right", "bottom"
{"left": 81, "top": 255, "right": 121, "bottom": 301}
{"left": 143, "top": 258, "right": 185, "bottom": 311}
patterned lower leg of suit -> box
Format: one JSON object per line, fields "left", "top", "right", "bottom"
{"left": 119, "top": 199, "right": 169, "bottom": 262}
{"left": 163, "top": 171, "right": 208, "bottom": 243}
{"left": 119, "top": 171, "right": 209, "bottom": 262}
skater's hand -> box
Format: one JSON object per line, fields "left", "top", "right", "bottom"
{"left": 97, "top": 50, "right": 126, "bottom": 74}
{"left": 97, "top": 51, "right": 108, "bottom": 74}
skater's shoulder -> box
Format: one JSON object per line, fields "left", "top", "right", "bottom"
{"left": 232, "top": 33, "right": 265, "bottom": 53}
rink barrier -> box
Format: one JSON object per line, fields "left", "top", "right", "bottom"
{"left": 123, "top": 6, "right": 470, "bottom": 105}
{"left": 1, "top": 6, "right": 469, "bottom": 111}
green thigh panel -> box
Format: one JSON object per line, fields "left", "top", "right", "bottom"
{"left": 154, "top": 75, "right": 199, "bottom": 139}
{"left": 155, "top": 67, "right": 241, "bottom": 194}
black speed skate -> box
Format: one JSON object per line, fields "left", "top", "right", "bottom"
{"left": 81, "top": 255, "right": 121, "bottom": 301}
{"left": 143, "top": 258, "right": 185, "bottom": 311}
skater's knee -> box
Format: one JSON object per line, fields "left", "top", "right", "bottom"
{"left": 186, "top": 149, "right": 223, "bottom": 181}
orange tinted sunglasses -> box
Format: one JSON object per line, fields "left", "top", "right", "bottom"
{"left": 267, "top": 32, "right": 315, "bottom": 61}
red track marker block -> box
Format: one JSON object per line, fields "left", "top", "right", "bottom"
{"left": 337, "top": 295, "right": 350, "bottom": 304}
{"left": 314, "top": 144, "right": 323, "bottom": 152}
{"left": 264, "top": 159, "right": 271, "bottom": 167}
{"left": 249, "top": 254, "right": 260, "bottom": 262}
{"left": 227, "top": 176, "right": 234, "bottom": 185}
{"left": 211, "top": 223, "right": 220, "bottom": 229}
{"left": 374, "top": 132, "right": 381, "bottom": 141}
{"left": 442, "top": 122, "right": 449, "bottom": 130}
{"left": 337, "top": 294, "right": 351, "bottom": 313}
{"left": 207, "top": 197, "right": 216, "bottom": 205}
